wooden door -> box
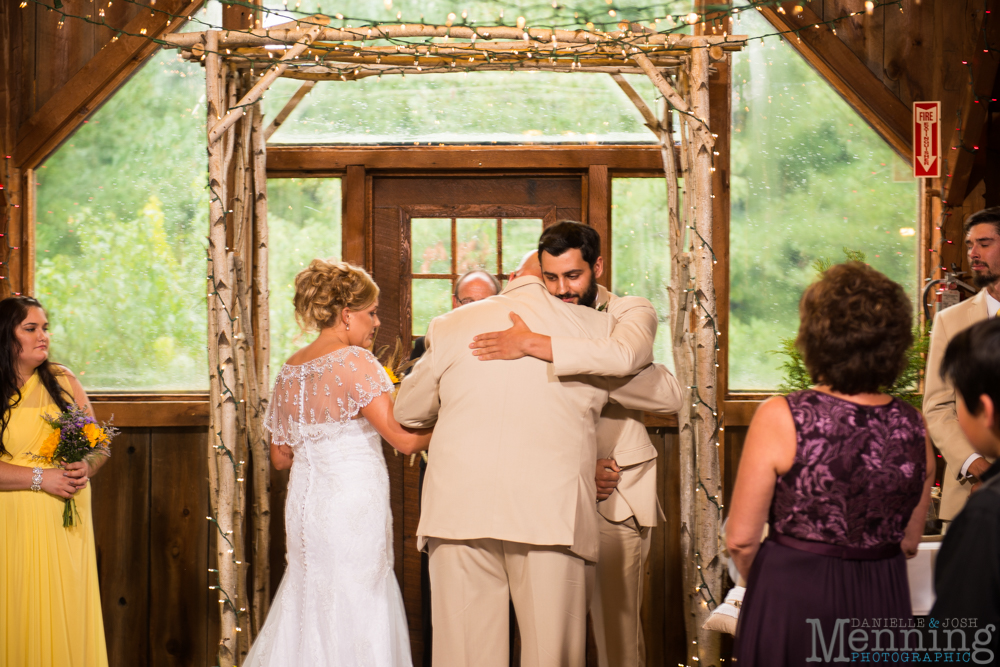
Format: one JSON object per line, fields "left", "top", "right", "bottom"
{"left": 369, "top": 175, "right": 582, "bottom": 661}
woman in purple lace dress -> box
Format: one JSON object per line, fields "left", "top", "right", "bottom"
{"left": 728, "top": 262, "right": 935, "bottom": 666}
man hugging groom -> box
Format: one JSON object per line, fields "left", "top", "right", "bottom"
{"left": 394, "top": 221, "right": 681, "bottom": 667}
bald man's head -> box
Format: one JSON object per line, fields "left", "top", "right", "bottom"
{"left": 511, "top": 251, "right": 542, "bottom": 281}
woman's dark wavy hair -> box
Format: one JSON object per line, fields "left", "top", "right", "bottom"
{"left": 795, "top": 262, "right": 913, "bottom": 395}
{"left": 0, "top": 296, "right": 73, "bottom": 459}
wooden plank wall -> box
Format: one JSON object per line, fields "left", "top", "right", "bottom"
{"left": 91, "top": 427, "right": 214, "bottom": 667}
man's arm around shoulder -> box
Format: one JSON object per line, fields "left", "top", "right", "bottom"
{"left": 606, "top": 362, "right": 683, "bottom": 415}
{"left": 394, "top": 319, "right": 442, "bottom": 428}
{"left": 550, "top": 295, "right": 657, "bottom": 377}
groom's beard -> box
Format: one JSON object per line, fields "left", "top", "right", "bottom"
{"left": 556, "top": 274, "right": 599, "bottom": 308}
{"left": 972, "top": 267, "right": 999, "bottom": 289}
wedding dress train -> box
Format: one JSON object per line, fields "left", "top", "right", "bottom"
{"left": 244, "top": 346, "right": 412, "bottom": 667}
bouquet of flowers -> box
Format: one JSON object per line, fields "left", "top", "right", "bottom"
{"left": 31, "top": 405, "right": 117, "bottom": 527}
{"left": 376, "top": 337, "right": 426, "bottom": 465}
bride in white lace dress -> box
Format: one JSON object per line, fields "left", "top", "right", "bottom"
{"left": 245, "top": 260, "right": 431, "bottom": 667}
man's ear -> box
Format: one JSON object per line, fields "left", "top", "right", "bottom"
{"left": 981, "top": 394, "right": 998, "bottom": 434}
{"left": 593, "top": 256, "right": 604, "bottom": 280}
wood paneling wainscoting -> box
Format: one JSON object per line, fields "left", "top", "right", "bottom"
{"left": 90, "top": 426, "right": 216, "bottom": 667}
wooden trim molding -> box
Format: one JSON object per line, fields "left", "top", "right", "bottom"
{"left": 90, "top": 394, "right": 209, "bottom": 427}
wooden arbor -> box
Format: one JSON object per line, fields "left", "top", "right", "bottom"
{"left": 164, "top": 21, "right": 742, "bottom": 667}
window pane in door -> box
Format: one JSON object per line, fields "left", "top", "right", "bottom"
{"left": 268, "top": 178, "right": 342, "bottom": 379}
{"left": 611, "top": 179, "right": 674, "bottom": 371}
{"left": 412, "top": 218, "right": 452, "bottom": 274}
{"left": 502, "top": 219, "right": 544, "bottom": 274}
{"left": 412, "top": 279, "right": 453, "bottom": 337}
{"left": 456, "top": 219, "right": 498, "bottom": 275}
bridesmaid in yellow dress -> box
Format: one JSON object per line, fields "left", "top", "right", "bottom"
{"left": 0, "top": 296, "right": 109, "bottom": 667}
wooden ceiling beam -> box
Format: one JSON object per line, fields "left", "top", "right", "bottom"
{"left": 758, "top": 2, "right": 912, "bottom": 162}
{"left": 13, "top": 0, "right": 205, "bottom": 169}
{"left": 942, "top": 8, "right": 1000, "bottom": 207}
{"left": 266, "top": 145, "right": 668, "bottom": 174}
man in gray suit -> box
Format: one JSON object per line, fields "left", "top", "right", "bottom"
{"left": 394, "top": 243, "right": 680, "bottom": 667}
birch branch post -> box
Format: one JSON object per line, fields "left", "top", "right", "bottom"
{"left": 689, "top": 43, "right": 723, "bottom": 665}
{"left": 249, "top": 102, "right": 272, "bottom": 636}
{"left": 206, "top": 30, "right": 243, "bottom": 666}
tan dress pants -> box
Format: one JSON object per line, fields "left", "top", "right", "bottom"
{"left": 427, "top": 537, "right": 591, "bottom": 667}
{"left": 589, "top": 516, "right": 652, "bottom": 667}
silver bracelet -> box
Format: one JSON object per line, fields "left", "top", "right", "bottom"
{"left": 30, "top": 467, "right": 43, "bottom": 492}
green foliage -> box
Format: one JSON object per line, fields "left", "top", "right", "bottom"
{"left": 36, "top": 198, "right": 206, "bottom": 389}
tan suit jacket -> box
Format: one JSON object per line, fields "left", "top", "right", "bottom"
{"left": 394, "top": 276, "right": 681, "bottom": 562}
{"left": 552, "top": 286, "right": 679, "bottom": 527}
{"left": 924, "top": 288, "right": 992, "bottom": 520}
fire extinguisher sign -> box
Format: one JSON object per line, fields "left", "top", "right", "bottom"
{"left": 913, "top": 101, "right": 941, "bottom": 178}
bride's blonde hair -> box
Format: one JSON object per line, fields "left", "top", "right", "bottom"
{"left": 293, "top": 259, "right": 379, "bottom": 332}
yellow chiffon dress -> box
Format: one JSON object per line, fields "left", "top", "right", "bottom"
{"left": 0, "top": 371, "right": 108, "bottom": 667}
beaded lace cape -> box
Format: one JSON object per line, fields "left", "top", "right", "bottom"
{"left": 266, "top": 345, "right": 394, "bottom": 447}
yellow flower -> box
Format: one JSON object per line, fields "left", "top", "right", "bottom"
{"left": 39, "top": 429, "right": 60, "bottom": 459}
{"left": 383, "top": 366, "right": 400, "bottom": 385}
{"left": 83, "top": 423, "right": 105, "bottom": 448}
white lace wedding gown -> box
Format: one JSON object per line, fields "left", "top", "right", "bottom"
{"left": 245, "top": 346, "right": 412, "bottom": 667}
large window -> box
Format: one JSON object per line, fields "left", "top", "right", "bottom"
{"left": 35, "top": 50, "right": 209, "bottom": 391}
{"left": 728, "top": 9, "right": 918, "bottom": 391}
{"left": 611, "top": 178, "right": 673, "bottom": 370}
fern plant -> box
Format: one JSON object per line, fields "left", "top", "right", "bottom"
{"left": 774, "top": 249, "right": 930, "bottom": 408}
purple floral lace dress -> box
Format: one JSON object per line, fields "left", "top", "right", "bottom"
{"left": 734, "top": 390, "right": 926, "bottom": 667}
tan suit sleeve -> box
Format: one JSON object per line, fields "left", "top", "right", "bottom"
{"left": 923, "top": 309, "right": 976, "bottom": 476}
{"left": 605, "top": 363, "right": 683, "bottom": 415}
{"left": 550, "top": 296, "right": 657, "bottom": 377}
{"left": 393, "top": 319, "right": 442, "bottom": 428}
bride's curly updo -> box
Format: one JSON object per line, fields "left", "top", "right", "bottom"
{"left": 293, "top": 259, "right": 379, "bottom": 332}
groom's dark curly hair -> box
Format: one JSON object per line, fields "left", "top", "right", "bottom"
{"left": 537, "top": 221, "right": 601, "bottom": 269}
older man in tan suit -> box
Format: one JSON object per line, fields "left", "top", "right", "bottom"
{"left": 473, "top": 222, "right": 672, "bottom": 666}
{"left": 925, "top": 208, "right": 1000, "bottom": 523}
{"left": 394, "top": 254, "right": 680, "bottom": 667}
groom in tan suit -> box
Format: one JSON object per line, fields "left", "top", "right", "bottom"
{"left": 472, "top": 222, "right": 672, "bottom": 666}
{"left": 394, "top": 239, "right": 680, "bottom": 667}
{"left": 925, "top": 208, "right": 1000, "bottom": 523}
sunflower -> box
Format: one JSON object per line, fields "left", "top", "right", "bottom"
{"left": 39, "top": 429, "right": 60, "bottom": 459}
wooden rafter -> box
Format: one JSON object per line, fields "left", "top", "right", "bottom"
{"left": 13, "top": 0, "right": 205, "bottom": 169}
{"left": 942, "top": 9, "right": 1000, "bottom": 207}
{"left": 758, "top": 2, "right": 912, "bottom": 162}
{"left": 264, "top": 81, "right": 316, "bottom": 140}
{"left": 610, "top": 73, "right": 662, "bottom": 137}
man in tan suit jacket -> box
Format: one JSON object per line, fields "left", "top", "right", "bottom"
{"left": 924, "top": 208, "right": 1000, "bottom": 522}
{"left": 394, "top": 259, "right": 680, "bottom": 667}
{"left": 472, "top": 222, "right": 675, "bottom": 666}
{"left": 559, "top": 284, "right": 666, "bottom": 667}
